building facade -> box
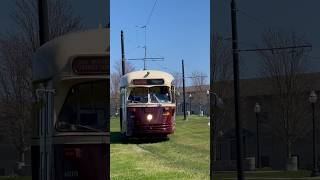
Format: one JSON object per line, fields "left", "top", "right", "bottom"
{"left": 177, "top": 73, "right": 320, "bottom": 170}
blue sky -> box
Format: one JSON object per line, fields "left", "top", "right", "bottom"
{"left": 111, "top": 0, "right": 210, "bottom": 83}
{"left": 2, "top": 1, "right": 319, "bottom": 81}
{"left": 213, "top": 0, "right": 320, "bottom": 78}
{"left": 0, "top": 0, "right": 209, "bottom": 84}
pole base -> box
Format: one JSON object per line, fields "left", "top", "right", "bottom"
{"left": 311, "top": 169, "right": 320, "bottom": 177}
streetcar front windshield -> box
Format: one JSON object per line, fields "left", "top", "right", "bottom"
{"left": 56, "top": 80, "right": 109, "bottom": 132}
{"left": 128, "top": 86, "right": 172, "bottom": 103}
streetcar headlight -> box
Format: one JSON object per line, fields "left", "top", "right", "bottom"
{"left": 147, "top": 114, "right": 153, "bottom": 121}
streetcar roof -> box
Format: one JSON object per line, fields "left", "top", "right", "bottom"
{"left": 120, "top": 70, "right": 174, "bottom": 87}
{"left": 32, "top": 28, "right": 109, "bottom": 82}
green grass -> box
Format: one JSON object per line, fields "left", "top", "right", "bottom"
{"left": 110, "top": 115, "right": 320, "bottom": 180}
{"left": 4, "top": 115, "right": 318, "bottom": 180}
{"left": 110, "top": 115, "right": 210, "bottom": 180}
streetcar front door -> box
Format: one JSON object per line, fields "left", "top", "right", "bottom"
{"left": 120, "top": 88, "right": 127, "bottom": 134}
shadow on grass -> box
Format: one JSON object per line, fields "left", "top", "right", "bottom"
{"left": 111, "top": 131, "right": 169, "bottom": 144}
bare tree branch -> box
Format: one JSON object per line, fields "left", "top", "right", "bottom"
{"left": 257, "top": 30, "right": 311, "bottom": 158}
{"left": 211, "top": 33, "right": 234, "bottom": 161}
{"left": 0, "top": 0, "right": 83, "bottom": 164}
{"left": 110, "top": 61, "right": 135, "bottom": 115}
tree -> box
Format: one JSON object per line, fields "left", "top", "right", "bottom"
{"left": 257, "top": 30, "right": 311, "bottom": 162}
{"left": 171, "top": 71, "right": 182, "bottom": 109}
{"left": 0, "top": 0, "right": 82, "bottom": 165}
{"left": 172, "top": 71, "right": 182, "bottom": 89}
{"left": 211, "top": 33, "right": 234, "bottom": 161}
{"left": 110, "top": 61, "right": 135, "bottom": 116}
{"left": 211, "top": 35, "right": 233, "bottom": 82}
{"left": 190, "top": 71, "right": 208, "bottom": 114}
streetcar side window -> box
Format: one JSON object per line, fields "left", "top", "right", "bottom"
{"left": 171, "top": 86, "right": 175, "bottom": 103}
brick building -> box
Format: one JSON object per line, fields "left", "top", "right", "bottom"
{"left": 178, "top": 73, "right": 320, "bottom": 170}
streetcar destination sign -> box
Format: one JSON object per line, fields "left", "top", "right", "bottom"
{"left": 132, "top": 79, "right": 164, "bottom": 85}
{"left": 72, "top": 56, "right": 109, "bottom": 74}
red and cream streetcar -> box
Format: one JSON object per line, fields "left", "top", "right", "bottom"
{"left": 32, "top": 28, "right": 109, "bottom": 180}
{"left": 119, "top": 70, "right": 176, "bottom": 137}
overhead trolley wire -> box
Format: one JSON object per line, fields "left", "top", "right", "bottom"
{"left": 145, "top": 0, "right": 158, "bottom": 26}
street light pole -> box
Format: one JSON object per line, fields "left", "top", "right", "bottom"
{"left": 189, "top": 94, "right": 192, "bottom": 115}
{"left": 207, "top": 90, "right": 210, "bottom": 117}
{"left": 208, "top": 90, "right": 224, "bottom": 178}
{"left": 309, "top": 90, "right": 320, "bottom": 177}
{"left": 254, "top": 103, "right": 261, "bottom": 169}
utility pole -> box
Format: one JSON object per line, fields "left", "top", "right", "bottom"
{"left": 210, "top": 39, "right": 214, "bottom": 179}
{"left": 121, "top": 30, "right": 126, "bottom": 75}
{"left": 37, "top": 1, "right": 50, "bottom": 180}
{"left": 143, "top": 25, "right": 147, "bottom": 70}
{"left": 38, "top": 0, "right": 49, "bottom": 46}
{"left": 231, "top": 0, "right": 244, "bottom": 179}
{"left": 210, "top": 1, "right": 214, "bottom": 176}
{"left": 182, "top": 60, "right": 187, "bottom": 120}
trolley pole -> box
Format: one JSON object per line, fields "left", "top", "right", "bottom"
{"left": 38, "top": 0, "right": 49, "bottom": 45}
{"left": 121, "top": 30, "right": 126, "bottom": 75}
{"left": 182, "top": 60, "right": 187, "bottom": 120}
{"left": 231, "top": 0, "right": 244, "bottom": 179}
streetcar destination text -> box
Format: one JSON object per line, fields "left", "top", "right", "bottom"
{"left": 132, "top": 79, "right": 164, "bottom": 85}
{"left": 72, "top": 56, "right": 109, "bottom": 75}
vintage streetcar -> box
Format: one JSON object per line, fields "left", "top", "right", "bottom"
{"left": 31, "top": 28, "right": 109, "bottom": 180}
{"left": 119, "top": 70, "right": 176, "bottom": 138}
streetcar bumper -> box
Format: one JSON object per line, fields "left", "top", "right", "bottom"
{"left": 133, "top": 123, "right": 175, "bottom": 135}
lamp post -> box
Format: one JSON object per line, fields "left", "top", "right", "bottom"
{"left": 208, "top": 91, "right": 224, "bottom": 178}
{"left": 254, "top": 103, "right": 261, "bottom": 169}
{"left": 207, "top": 90, "right": 210, "bottom": 117}
{"left": 309, "top": 90, "right": 320, "bottom": 177}
{"left": 189, "top": 93, "right": 192, "bottom": 115}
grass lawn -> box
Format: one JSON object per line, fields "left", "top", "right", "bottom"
{"left": 3, "top": 115, "right": 319, "bottom": 180}
{"left": 110, "top": 115, "right": 210, "bottom": 180}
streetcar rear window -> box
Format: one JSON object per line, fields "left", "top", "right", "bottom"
{"left": 56, "top": 80, "right": 109, "bottom": 132}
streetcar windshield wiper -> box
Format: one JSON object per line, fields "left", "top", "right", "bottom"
{"left": 57, "top": 121, "right": 103, "bottom": 132}
{"left": 71, "top": 124, "right": 103, "bottom": 132}
{"left": 152, "top": 93, "right": 160, "bottom": 103}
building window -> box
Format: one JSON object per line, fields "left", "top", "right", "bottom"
{"left": 230, "top": 139, "right": 236, "bottom": 160}
{"left": 216, "top": 143, "right": 222, "bottom": 160}
{"left": 261, "top": 156, "right": 270, "bottom": 167}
